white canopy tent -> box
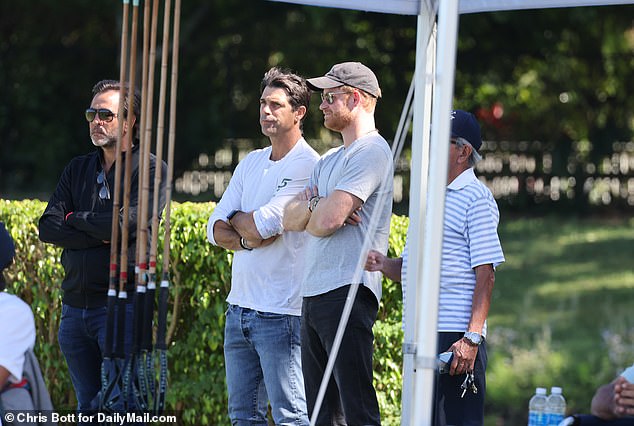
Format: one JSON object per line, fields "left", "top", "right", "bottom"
{"left": 270, "top": 1, "right": 634, "bottom": 425}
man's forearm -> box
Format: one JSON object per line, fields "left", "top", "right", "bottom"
{"left": 592, "top": 382, "right": 617, "bottom": 419}
{"left": 381, "top": 257, "right": 403, "bottom": 282}
{"left": 229, "top": 211, "right": 263, "bottom": 242}
{"left": 0, "top": 365, "right": 10, "bottom": 388}
{"left": 305, "top": 199, "right": 339, "bottom": 237}
{"left": 283, "top": 198, "right": 310, "bottom": 231}
{"left": 212, "top": 220, "right": 244, "bottom": 251}
{"left": 248, "top": 234, "right": 279, "bottom": 249}
{"left": 66, "top": 210, "right": 115, "bottom": 242}
{"left": 468, "top": 264, "right": 495, "bottom": 333}
{"left": 305, "top": 190, "right": 362, "bottom": 237}
{"left": 39, "top": 214, "right": 103, "bottom": 249}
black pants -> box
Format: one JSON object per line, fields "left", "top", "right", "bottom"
{"left": 573, "top": 415, "right": 634, "bottom": 425}
{"left": 301, "top": 285, "right": 381, "bottom": 426}
{"left": 434, "top": 332, "right": 488, "bottom": 426}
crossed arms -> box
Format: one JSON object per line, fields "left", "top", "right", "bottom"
{"left": 283, "top": 186, "right": 362, "bottom": 237}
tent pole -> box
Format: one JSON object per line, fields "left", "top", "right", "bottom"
{"left": 401, "top": 7, "right": 436, "bottom": 425}
{"left": 410, "top": 0, "right": 460, "bottom": 425}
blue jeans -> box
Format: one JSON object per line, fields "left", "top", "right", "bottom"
{"left": 224, "top": 304, "right": 308, "bottom": 426}
{"left": 58, "top": 302, "right": 135, "bottom": 417}
{"left": 301, "top": 285, "right": 381, "bottom": 426}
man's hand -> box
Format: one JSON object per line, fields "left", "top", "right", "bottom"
{"left": 365, "top": 249, "right": 387, "bottom": 272}
{"left": 301, "top": 186, "right": 318, "bottom": 202}
{"left": 242, "top": 235, "right": 278, "bottom": 249}
{"left": 344, "top": 207, "right": 362, "bottom": 226}
{"left": 448, "top": 338, "right": 478, "bottom": 376}
{"left": 613, "top": 377, "right": 634, "bottom": 417}
{"left": 592, "top": 375, "right": 634, "bottom": 419}
{"left": 364, "top": 249, "right": 402, "bottom": 282}
{"left": 283, "top": 186, "right": 317, "bottom": 232}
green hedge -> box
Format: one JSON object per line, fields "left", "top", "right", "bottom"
{"left": 0, "top": 199, "right": 407, "bottom": 425}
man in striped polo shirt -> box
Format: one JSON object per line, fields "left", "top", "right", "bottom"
{"left": 366, "top": 110, "right": 505, "bottom": 425}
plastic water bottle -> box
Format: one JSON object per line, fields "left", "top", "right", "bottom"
{"left": 545, "top": 386, "right": 567, "bottom": 426}
{"left": 528, "top": 387, "right": 548, "bottom": 426}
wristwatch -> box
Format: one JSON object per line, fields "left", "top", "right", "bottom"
{"left": 227, "top": 209, "right": 240, "bottom": 223}
{"left": 308, "top": 196, "right": 322, "bottom": 212}
{"left": 239, "top": 236, "right": 253, "bottom": 251}
{"left": 463, "top": 331, "right": 483, "bottom": 346}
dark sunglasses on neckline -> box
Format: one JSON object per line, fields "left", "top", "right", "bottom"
{"left": 85, "top": 108, "right": 117, "bottom": 123}
{"left": 96, "top": 170, "right": 111, "bottom": 200}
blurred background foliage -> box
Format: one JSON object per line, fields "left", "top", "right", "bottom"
{"left": 2, "top": 200, "right": 633, "bottom": 425}
{"left": 2, "top": 2, "right": 634, "bottom": 210}
{"left": 1, "top": 2, "right": 634, "bottom": 424}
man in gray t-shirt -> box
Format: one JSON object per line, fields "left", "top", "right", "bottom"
{"left": 284, "top": 62, "right": 393, "bottom": 426}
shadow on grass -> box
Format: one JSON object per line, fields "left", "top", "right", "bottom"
{"left": 484, "top": 216, "right": 634, "bottom": 425}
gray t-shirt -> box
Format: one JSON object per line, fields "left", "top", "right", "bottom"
{"left": 302, "top": 133, "right": 394, "bottom": 302}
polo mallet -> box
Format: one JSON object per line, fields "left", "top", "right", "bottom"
{"left": 132, "top": 0, "right": 158, "bottom": 410}
{"left": 100, "top": 0, "right": 130, "bottom": 414}
{"left": 142, "top": 0, "right": 173, "bottom": 409}
{"left": 116, "top": 0, "right": 140, "bottom": 411}
{"left": 155, "top": 0, "right": 180, "bottom": 414}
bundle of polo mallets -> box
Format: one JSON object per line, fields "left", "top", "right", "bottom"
{"left": 99, "top": 0, "right": 181, "bottom": 417}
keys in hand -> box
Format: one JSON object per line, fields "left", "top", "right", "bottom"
{"left": 470, "top": 372, "right": 478, "bottom": 394}
{"left": 459, "top": 371, "right": 478, "bottom": 398}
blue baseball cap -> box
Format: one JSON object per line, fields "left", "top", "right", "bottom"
{"left": 0, "top": 221, "right": 15, "bottom": 271}
{"left": 451, "top": 110, "right": 482, "bottom": 152}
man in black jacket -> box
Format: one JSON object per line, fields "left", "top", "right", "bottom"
{"left": 38, "top": 79, "right": 167, "bottom": 415}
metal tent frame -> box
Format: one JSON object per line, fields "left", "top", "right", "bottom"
{"left": 271, "top": 1, "right": 634, "bottom": 424}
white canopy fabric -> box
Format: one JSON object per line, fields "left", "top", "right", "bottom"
{"left": 270, "top": 0, "right": 634, "bottom": 15}
{"left": 268, "top": 1, "right": 634, "bottom": 425}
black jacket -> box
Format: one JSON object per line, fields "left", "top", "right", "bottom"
{"left": 38, "top": 145, "right": 167, "bottom": 308}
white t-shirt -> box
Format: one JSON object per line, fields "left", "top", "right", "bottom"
{"left": 207, "top": 138, "right": 319, "bottom": 316}
{"left": 0, "top": 292, "right": 36, "bottom": 384}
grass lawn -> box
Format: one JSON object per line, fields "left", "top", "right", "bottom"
{"left": 483, "top": 215, "right": 634, "bottom": 425}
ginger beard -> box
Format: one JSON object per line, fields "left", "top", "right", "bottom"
{"left": 323, "top": 107, "right": 353, "bottom": 133}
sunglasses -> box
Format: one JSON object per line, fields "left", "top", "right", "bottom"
{"left": 97, "top": 170, "right": 111, "bottom": 200}
{"left": 85, "top": 108, "right": 117, "bottom": 123}
{"left": 320, "top": 91, "right": 351, "bottom": 105}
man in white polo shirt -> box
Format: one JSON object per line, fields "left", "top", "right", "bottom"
{"left": 0, "top": 222, "right": 37, "bottom": 419}
{"left": 207, "top": 67, "right": 318, "bottom": 425}
{"left": 366, "top": 110, "right": 505, "bottom": 425}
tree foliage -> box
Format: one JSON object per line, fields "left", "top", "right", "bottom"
{"left": 0, "top": 199, "right": 408, "bottom": 425}
{"left": 455, "top": 7, "right": 634, "bottom": 147}
{"left": 1, "top": 2, "right": 634, "bottom": 211}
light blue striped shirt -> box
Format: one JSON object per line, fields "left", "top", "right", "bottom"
{"left": 402, "top": 168, "right": 504, "bottom": 337}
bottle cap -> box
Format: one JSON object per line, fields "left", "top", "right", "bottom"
{"left": 537, "top": 387, "right": 547, "bottom": 394}
{"left": 551, "top": 386, "right": 562, "bottom": 394}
